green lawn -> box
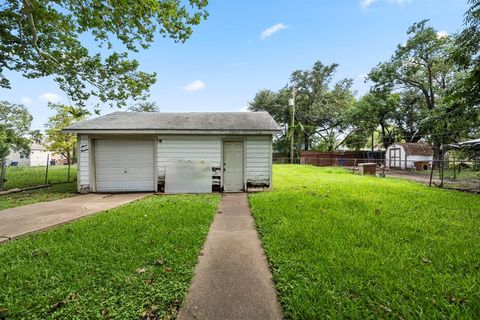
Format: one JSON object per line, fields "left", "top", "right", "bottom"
{"left": 0, "top": 181, "right": 78, "bottom": 210}
{"left": 0, "top": 194, "right": 219, "bottom": 319}
{"left": 4, "top": 165, "right": 77, "bottom": 190}
{"left": 249, "top": 165, "right": 480, "bottom": 319}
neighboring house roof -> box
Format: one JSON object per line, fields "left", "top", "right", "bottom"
{"left": 392, "top": 142, "right": 434, "bottom": 156}
{"left": 63, "top": 111, "right": 281, "bottom": 133}
{"left": 30, "top": 143, "right": 47, "bottom": 151}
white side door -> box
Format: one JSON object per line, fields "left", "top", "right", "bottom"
{"left": 223, "top": 141, "right": 244, "bottom": 192}
{"left": 95, "top": 139, "right": 155, "bottom": 192}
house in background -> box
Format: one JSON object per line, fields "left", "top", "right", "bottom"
{"left": 7, "top": 143, "right": 52, "bottom": 166}
{"left": 63, "top": 112, "right": 280, "bottom": 194}
{"left": 385, "top": 142, "right": 433, "bottom": 170}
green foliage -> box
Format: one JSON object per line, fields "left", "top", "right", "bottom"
{"left": 249, "top": 61, "right": 355, "bottom": 153}
{"left": 447, "top": 0, "right": 480, "bottom": 136}
{"left": 367, "top": 20, "right": 476, "bottom": 155}
{"left": 44, "top": 104, "right": 89, "bottom": 163}
{"left": 0, "top": 101, "right": 33, "bottom": 159}
{"left": 128, "top": 101, "right": 160, "bottom": 112}
{"left": 249, "top": 165, "right": 480, "bottom": 319}
{"left": 0, "top": 194, "right": 220, "bottom": 319}
{"left": 0, "top": 0, "right": 209, "bottom": 112}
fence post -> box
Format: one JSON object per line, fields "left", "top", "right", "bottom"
{"left": 0, "top": 158, "right": 6, "bottom": 192}
{"left": 44, "top": 154, "right": 50, "bottom": 184}
{"left": 429, "top": 160, "right": 434, "bottom": 187}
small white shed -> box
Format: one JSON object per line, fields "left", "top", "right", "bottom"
{"left": 63, "top": 112, "right": 280, "bottom": 193}
{"left": 386, "top": 142, "right": 433, "bottom": 169}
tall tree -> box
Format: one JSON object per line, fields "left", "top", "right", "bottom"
{"left": 128, "top": 102, "right": 160, "bottom": 112}
{"left": 451, "top": 0, "right": 480, "bottom": 108}
{"left": 249, "top": 89, "right": 293, "bottom": 155}
{"left": 290, "top": 62, "right": 355, "bottom": 151}
{"left": 44, "top": 104, "right": 89, "bottom": 182}
{"left": 368, "top": 20, "right": 456, "bottom": 160}
{"left": 392, "top": 90, "right": 428, "bottom": 143}
{"left": 349, "top": 91, "right": 398, "bottom": 150}
{"left": 0, "top": 0, "right": 208, "bottom": 112}
{"left": 0, "top": 101, "right": 34, "bottom": 191}
{"left": 250, "top": 61, "right": 355, "bottom": 154}
{"left": 447, "top": 0, "right": 480, "bottom": 140}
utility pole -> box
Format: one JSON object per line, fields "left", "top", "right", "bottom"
{"left": 289, "top": 88, "right": 296, "bottom": 164}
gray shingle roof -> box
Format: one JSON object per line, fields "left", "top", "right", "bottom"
{"left": 64, "top": 111, "right": 281, "bottom": 132}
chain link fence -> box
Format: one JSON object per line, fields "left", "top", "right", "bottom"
{"left": 273, "top": 157, "right": 480, "bottom": 193}
{"left": 0, "top": 163, "right": 77, "bottom": 192}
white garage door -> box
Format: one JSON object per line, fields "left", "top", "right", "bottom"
{"left": 95, "top": 139, "right": 155, "bottom": 192}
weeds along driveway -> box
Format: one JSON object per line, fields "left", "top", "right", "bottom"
{"left": 0, "top": 181, "right": 78, "bottom": 210}
{"left": 249, "top": 165, "right": 480, "bottom": 319}
{"left": 0, "top": 194, "right": 220, "bottom": 319}
{"left": 0, "top": 192, "right": 150, "bottom": 242}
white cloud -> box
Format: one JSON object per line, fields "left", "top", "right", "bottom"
{"left": 361, "top": 0, "right": 412, "bottom": 8}
{"left": 361, "top": 0, "right": 378, "bottom": 8}
{"left": 20, "top": 97, "right": 32, "bottom": 105}
{"left": 260, "top": 23, "right": 289, "bottom": 40}
{"left": 39, "top": 92, "right": 61, "bottom": 103}
{"left": 437, "top": 30, "right": 449, "bottom": 39}
{"left": 238, "top": 106, "right": 250, "bottom": 112}
{"left": 181, "top": 80, "right": 206, "bottom": 92}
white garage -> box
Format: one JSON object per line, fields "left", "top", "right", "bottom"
{"left": 64, "top": 112, "right": 280, "bottom": 194}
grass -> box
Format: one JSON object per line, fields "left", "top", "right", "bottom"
{"left": 0, "top": 194, "right": 220, "bottom": 319}
{"left": 4, "top": 165, "right": 77, "bottom": 190}
{"left": 249, "top": 165, "right": 480, "bottom": 319}
{"left": 0, "top": 181, "right": 78, "bottom": 210}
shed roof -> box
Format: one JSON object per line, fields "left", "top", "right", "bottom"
{"left": 393, "top": 142, "right": 434, "bottom": 156}
{"left": 63, "top": 111, "right": 281, "bottom": 133}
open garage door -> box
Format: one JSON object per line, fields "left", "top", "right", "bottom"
{"left": 95, "top": 139, "right": 155, "bottom": 192}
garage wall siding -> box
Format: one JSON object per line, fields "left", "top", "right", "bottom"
{"left": 157, "top": 136, "right": 222, "bottom": 189}
{"left": 245, "top": 136, "right": 271, "bottom": 186}
{"left": 78, "top": 134, "right": 90, "bottom": 191}
{"left": 157, "top": 135, "right": 272, "bottom": 190}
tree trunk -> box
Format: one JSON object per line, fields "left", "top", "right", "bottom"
{"left": 304, "top": 132, "right": 309, "bottom": 151}
{"left": 0, "top": 158, "right": 6, "bottom": 192}
{"left": 432, "top": 140, "right": 442, "bottom": 169}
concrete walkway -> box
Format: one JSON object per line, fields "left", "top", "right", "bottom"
{"left": 0, "top": 193, "right": 150, "bottom": 243}
{"left": 177, "top": 193, "right": 283, "bottom": 320}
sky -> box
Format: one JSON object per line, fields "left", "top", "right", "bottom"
{"left": 0, "top": 0, "right": 469, "bottom": 130}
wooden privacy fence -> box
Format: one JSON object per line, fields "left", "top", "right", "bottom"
{"left": 300, "top": 151, "right": 385, "bottom": 167}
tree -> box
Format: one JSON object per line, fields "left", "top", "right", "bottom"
{"left": 249, "top": 61, "right": 355, "bottom": 154}
{"left": 446, "top": 0, "right": 480, "bottom": 140}
{"left": 290, "top": 61, "right": 355, "bottom": 151}
{"left": 392, "top": 90, "right": 428, "bottom": 143}
{"left": 44, "top": 104, "right": 89, "bottom": 182}
{"left": 349, "top": 91, "right": 398, "bottom": 150}
{"left": 0, "top": 0, "right": 208, "bottom": 112}
{"left": 451, "top": 0, "right": 480, "bottom": 108}
{"left": 368, "top": 20, "right": 456, "bottom": 160}
{"left": 249, "top": 89, "right": 292, "bottom": 155}
{"left": 0, "top": 101, "right": 34, "bottom": 191}
{"left": 128, "top": 102, "right": 160, "bottom": 112}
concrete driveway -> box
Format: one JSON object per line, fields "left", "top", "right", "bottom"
{"left": 0, "top": 193, "right": 150, "bottom": 243}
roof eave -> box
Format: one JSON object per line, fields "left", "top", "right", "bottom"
{"left": 62, "top": 128, "right": 281, "bottom": 135}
